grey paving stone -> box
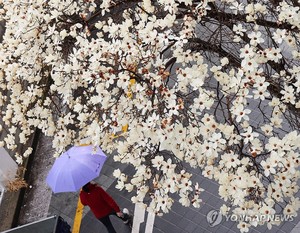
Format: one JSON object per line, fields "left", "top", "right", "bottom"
{"left": 48, "top": 196, "right": 61, "bottom": 209}
{"left": 79, "top": 213, "right": 95, "bottom": 230}
{"left": 49, "top": 206, "right": 70, "bottom": 219}
{"left": 101, "top": 164, "right": 117, "bottom": 177}
{"left": 58, "top": 213, "right": 73, "bottom": 228}
{"left": 280, "top": 221, "right": 297, "bottom": 232}
{"left": 200, "top": 191, "right": 217, "bottom": 204}
{"left": 202, "top": 196, "right": 223, "bottom": 210}
{"left": 191, "top": 211, "right": 205, "bottom": 224}
{"left": 80, "top": 220, "right": 101, "bottom": 233}
{"left": 214, "top": 225, "right": 231, "bottom": 233}
{"left": 218, "top": 216, "right": 237, "bottom": 230}
{"left": 60, "top": 205, "right": 76, "bottom": 217}
{"left": 122, "top": 165, "right": 137, "bottom": 176}
{"left": 194, "top": 212, "right": 211, "bottom": 229}
{"left": 292, "top": 213, "right": 300, "bottom": 224}
{"left": 291, "top": 222, "right": 300, "bottom": 233}
{"left": 172, "top": 200, "right": 189, "bottom": 217}
{"left": 199, "top": 179, "right": 217, "bottom": 191}
{"left": 115, "top": 188, "right": 136, "bottom": 200}
{"left": 184, "top": 209, "right": 199, "bottom": 221}
{"left": 266, "top": 229, "right": 285, "bottom": 233}
{"left": 154, "top": 217, "right": 182, "bottom": 233}
{"left": 256, "top": 224, "right": 275, "bottom": 233}
{"left": 152, "top": 227, "right": 165, "bottom": 233}
{"left": 273, "top": 226, "right": 286, "bottom": 233}
{"left": 227, "top": 226, "right": 243, "bottom": 233}
{"left": 109, "top": 194, "right": 134, "bottom": 213}
{"left": 192, "top": 226, "right": 214, "bottom": 233}
{"left": 212, "top": 200, "right": 224, "bottom": 210}
{"left": 226, "top": 228, "right": 241, "bottom": 233}
{"left": 162, "top": 210, "right": 184, "bottom": 226}
{"left": 194, "top": 180, "right": 219, "bottom": 196}
{"left": 47, "top": 206, "right": 60, "bottom": 217}
{"left": 95, "top": 174, "right": 115, "bottom": 189}
{"left": 250, "top": 227, "right": 265, "bottom": 233}
{"left": 267, "top": 226, "right": 286, "bottom": 233}
{"left": 183, "top": 221, "right": 198, "bottom": 233}
{"left": 177, "top": 217, "right": 195, "bottom": 232}
{"left": 197, "top": 203, "right": 216, "bottom": 217}
{"left": 80, "top": 211, "right": 132, "bottom": 233}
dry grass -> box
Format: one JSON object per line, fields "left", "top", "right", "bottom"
{"left": 5, "top": 167, "right": 28, "bottom": 192}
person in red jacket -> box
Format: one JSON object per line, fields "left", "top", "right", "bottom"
{"left": 80, "top": 182, "right": 130, "bottom": 233}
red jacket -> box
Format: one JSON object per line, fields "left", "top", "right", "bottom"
{"left": 79, "top": 183, "right": 120, "bottom": 219}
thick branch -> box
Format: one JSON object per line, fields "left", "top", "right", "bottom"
{"left": 188, "top": 38, "right": 241, "bottom": 67}
{"left": 207, "top": 3, "right": 297, "bottom": 31}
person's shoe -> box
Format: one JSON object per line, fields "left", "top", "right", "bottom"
{"left": 128, "top": 215, "right": 133, "bottom": 228}
{"left": 123, "top": 208, "right": 129, "bottom": 215}
{"left": 123, "top": 208, "right": 130, "bottom": 224}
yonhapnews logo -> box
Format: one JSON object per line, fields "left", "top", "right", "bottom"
{"left": 206, "top": 209, "right": 295, "bottom": 227}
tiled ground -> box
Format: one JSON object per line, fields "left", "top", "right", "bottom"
{"left": 46, "top": 153, "right": 300, "bottom": 233}
{"left": 3, "top": 133, "right": 298, "bottom": 233}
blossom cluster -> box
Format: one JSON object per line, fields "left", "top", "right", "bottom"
{"left": 1, "top": 1, "right": 300, "bottom": 232}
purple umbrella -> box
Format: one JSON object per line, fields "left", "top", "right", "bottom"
{"left": 46, "top": 145, "right": 107, "bottom": 193}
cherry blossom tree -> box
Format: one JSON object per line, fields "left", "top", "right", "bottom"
{"left": 1, "top": 0, "right": 300, "bottom": 231}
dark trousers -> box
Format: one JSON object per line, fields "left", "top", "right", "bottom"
{"left": 98, "top": 212, "right": 129, "bottom": 233}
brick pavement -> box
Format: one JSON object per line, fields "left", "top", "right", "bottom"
{"left": 2, "top": 137, "right": 299, "bottom": 233}
{"left": 47, "top": 154, "right": 300, "bottom": 233}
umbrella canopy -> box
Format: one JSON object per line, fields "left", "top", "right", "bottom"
{"left": 46, "top": 145, "right": 107, "bottom": 193}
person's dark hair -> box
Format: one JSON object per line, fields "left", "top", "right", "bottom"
{"left": 82, "top": 182, "right": 91, "bottom": 193}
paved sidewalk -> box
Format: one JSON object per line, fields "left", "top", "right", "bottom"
{"left": 3, "top": 132, "right": 299, "bottom": 233}
{"left": 47, "top": 154, "right": 300, "bottom": 233}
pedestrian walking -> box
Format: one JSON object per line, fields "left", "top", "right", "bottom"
{"left": 79, "top": 182, "right": 131, "bottom": 233}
